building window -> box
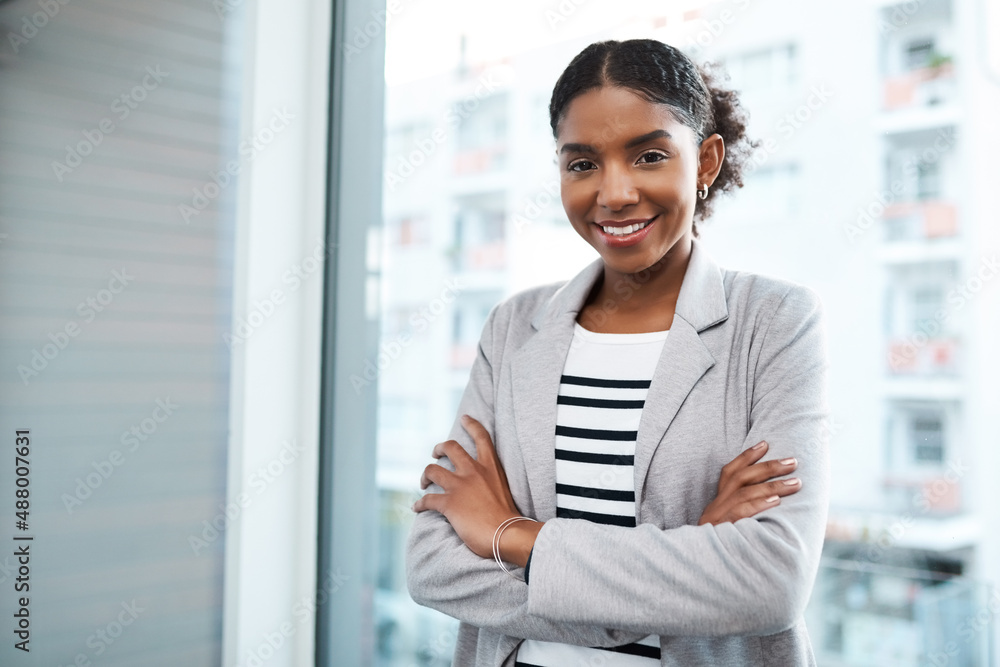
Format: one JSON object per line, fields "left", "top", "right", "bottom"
{"left": 912, "top": 415, "right": 944, "bottom": 463}
{"left": 905, "top": 38, "right": 935, "bottom": 70}
{"left": 886, "top": 401, "right": 953, "bottom": 476}
{"left": 911, "top": 286, "right": 943, "bottom": 332}
{"left": 723, "top": 43, "right": 798, "bottom": 92}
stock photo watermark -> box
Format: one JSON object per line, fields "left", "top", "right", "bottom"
{"left": 925, "top": 586, "right": 999, "bottom": 665}
{"left": 349, "top": 277, "right": 465, "bottom": 394}
{"left": 877, "top": 0, "right": 927, "bottom": 34}
{"left": 888, "top": 254, "right": 999, "bottom": 371}
{"left": 384, "top": 70, "right": 506, "bottom": 192}
{"left": 235, "top": 568, "right": 350, "bottom": 667}
{"left": 861, "top": 457, "right": 969, "bottom": 563}
{"left": 513, "top": 178, "right": 561, "bottom": 233}
{"left": 544, "top": 0, "right": 591, "bottom": 30}
{"left": 16, "top": 267, "right": 134, "bottom": 385}
{"left": 844, "top": 127, "right": 956, "bottom": 243}
{"left": 744, "top": 83, "right": 835, "bottom": 177}
{"left": 179, "top": 107, "right": 295, "bottom": 224}
{"left": 54, "top": 600, "right": 145, "bottom": 667}
{"left": 188, "top": 438, "right": 306, "bottom": 556}
{"left": 51, "top": 65, "right": 169, "bottom": 182}
{"left": 61, "top": 398, "right": 180, "bottom": 514}
{"left": 684, "top": 0, "right": 752, "bottom": 54}
{"left": 340, "top": 0, "right": 407, "bottom": 63}
{"left": 6, "top": 0, "right": 72, "bottom": 55}
{"left": 223, "top": 237, "right": 333, "bottom": 349}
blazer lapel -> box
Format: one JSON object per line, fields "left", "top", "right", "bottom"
{"left": 632, "top": 314, "right": 715, "bottom": 516}
{"left": 633, "top": 239, "right": 729, "bottom": 516}
{"left": 507, "top": 240, "right": 728, "bottom": 523}
{"left": 509, "top": 259, "right": 603, "bottom": 521}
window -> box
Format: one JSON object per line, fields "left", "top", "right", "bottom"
{"left": 905, "top": 38, "right": 935, "bottom": 70}
{"left": 723, "top": 43, "right": 798, "bottom": 92}
{"left": 886, "top": 402, "right": 952, "bottom": 476}
{"left": 912, "top": 416, "right": 944, "bottom": 463}
{"left": 358, "top": 2, "right": 999, "bottom": 665}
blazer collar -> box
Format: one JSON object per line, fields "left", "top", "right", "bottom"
{"left": 513, "top": 238, "right": 729, "bottom": 521}
{"left": 529, "top": 237, "right": 729, "bottom": 333}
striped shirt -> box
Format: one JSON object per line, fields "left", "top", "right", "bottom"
{"left": 516, "top": 323, "right": 667, "bottom": 667}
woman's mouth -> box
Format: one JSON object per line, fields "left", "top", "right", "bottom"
{"left": 594, "top": 216, "right": 657, "bottom": 247}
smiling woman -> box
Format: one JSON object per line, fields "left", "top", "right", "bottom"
{"left": 406, "top": 39, "right": 830, "bottom": 666}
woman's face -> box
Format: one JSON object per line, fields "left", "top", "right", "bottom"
{"left": 556, "top": 85, "right": 703, "bottom": 276}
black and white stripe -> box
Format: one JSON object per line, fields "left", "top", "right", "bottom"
{"left": 517, "top": 324, "right": 668, "bottom": 666}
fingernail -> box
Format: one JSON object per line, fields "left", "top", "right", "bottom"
{"left": 765, "top": 495, "right": 779, "bottom": 503}
{"left": 783, "top": 478, "right": 800, "bottom": 486}
{"left": 780, "top": 457, "right": 796, "bottom": 466}
{"left": 752, "top": 441, "right": 767, "bottom": 450}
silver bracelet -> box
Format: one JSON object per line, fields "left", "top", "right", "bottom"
{"left": 492, "top": 516, "right": 538, "bottom": 580}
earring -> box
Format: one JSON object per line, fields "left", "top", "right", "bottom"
{"left": 697, "top": 183, "right": 709, "bottom": 200}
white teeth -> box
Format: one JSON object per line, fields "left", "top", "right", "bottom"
{"left": 601, "top": 221, "right": 649, "bottom": 236}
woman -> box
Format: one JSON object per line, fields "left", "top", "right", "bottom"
{"left": 407, "top": 39, "right": 830, "bottom": 666}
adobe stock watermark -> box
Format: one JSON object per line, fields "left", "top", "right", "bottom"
{"left": 224, "top": 237, "right": 333, "bottom": 349}
{"left": 179, "top": 107, "right": 295, "bottom": 224}
{"left": 188, "top": 438, "right": 306, "bottom": 556}
{"left": 350, "top": 278, "right": 465, "bottom": 394}
{"left": 878, "top": 0, "right": 927, "bottom": 34}
{"left": 340, "top": 0, "right": 407, "bottom": 64}
{"left": 544, "top": 0, "right": 590, "bottom": 30}
{"left": 889, "top": 254, "right": 999, "bottom": 371}
{"left": 684, "top": 0, "right": 752, "bottom": 54}
{"left": 512, "top": 178, "right": 560, "bottom": 234}
{"left": 55, "top": 600, "right": 145, "bottom": 667}
{"left": 384, "top": 70, "right": 505, "bottom": 192}
{"left": 6, "top": 0, "right": 72, "bottom": 55}
{"left": 744, "top": 83, "right": 834, "bottom": 177}
{"left": 924, "top": 587, "right": 999, "bottom": 665}
{"left": 844, "top": 127, "right": 955, "bottom": 243}
{"left": 16, "top": 267, "right": 134, "bottom": 386}
{"left": 61, "top": 398, "right": 180, "bottom": 514}
{"left": 235, "top": 568, "right": 350, "bottom": 667}
{"left": 51, "top": 65, "right": 169, "bottom": 182}
{"left": 861, "top": 457, "right": 969, "bottom": 564}
{"left": 210, "top": 0, "right": 243, "bottom": 21}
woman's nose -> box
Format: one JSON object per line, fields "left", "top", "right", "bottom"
{"left": 596, "top": 163, "right": 639, "bottom": 211}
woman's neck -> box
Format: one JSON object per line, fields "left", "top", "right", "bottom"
{"left": 578, "top": 239, "right": 693, "bottom": 334}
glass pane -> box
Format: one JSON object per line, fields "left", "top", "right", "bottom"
{"left": 375, "top": 1, "right": 1000, "bottom": 665}
{"left": 0, "top": 1, "right": 244, "bottom": 664}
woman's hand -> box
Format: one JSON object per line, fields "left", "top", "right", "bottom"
{"left": 698, "top": 440, "right": 800, "bottom": 526}
{"left": 413, "top": 415, "right": 533, "bottom": 561}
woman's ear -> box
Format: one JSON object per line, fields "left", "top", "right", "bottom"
{"left": 697, "top": 133, "right": 725, "bottom": 188}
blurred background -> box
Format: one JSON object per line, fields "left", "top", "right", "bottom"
{"left": 0, "top": 0, "right": 998, "bottom": 665}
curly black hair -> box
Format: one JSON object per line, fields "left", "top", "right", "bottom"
{"left": 549, "top": 39, "right": 757, "bottom": 235}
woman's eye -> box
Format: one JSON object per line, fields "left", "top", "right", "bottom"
{"left": 637, "top": 151, "right": 668, "bottom": 164}
{"left": 567, "top": 159, "right": 596, "bottom": 172}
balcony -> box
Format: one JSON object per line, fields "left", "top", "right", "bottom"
{"left": 883, "top": 62, "right": 955, "bottom": 111}
{"left": 448, "top": 239, "right": 506, "bottom": 274}
{"left": 887, "top": 336, "right": 959, "bottom": 376}
{"left": 883, "top": 200, "right": 958, "bottom": 241}
{"left": 452, "top": 144, "right": 507, "bottom": 175}
{"left": 808, "top": 552, "right": 992, "bottom": 666}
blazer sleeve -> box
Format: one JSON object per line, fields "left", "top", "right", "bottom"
{"left": 404, "top": 302, "right": 649, "bottom": 646}
{"left": 522, "top": 285, "right": 831, "bottom": 637}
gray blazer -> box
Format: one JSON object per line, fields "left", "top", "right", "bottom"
{"left": 406, "top": 238, "right": 831, "bottom": 666}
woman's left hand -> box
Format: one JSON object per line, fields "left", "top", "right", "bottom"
{"left": 413, "top": 415, "right": 524, "bottom": 559}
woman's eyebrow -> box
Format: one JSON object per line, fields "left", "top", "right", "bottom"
{"left": 559, "top": 129, "right": 673, "bottom": 155}
{"left": 559, "top": 142, "right": 596, "bottom": 155}
{"left": 624, "top": 129, "right": 672, "bottom": 148}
